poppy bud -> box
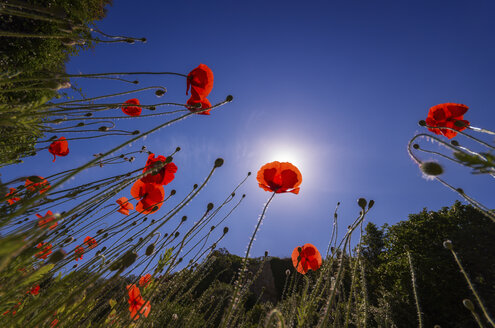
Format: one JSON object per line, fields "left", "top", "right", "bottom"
{"left": 163, "top": 233, "right": 168, "bottom": 237}
{"left": 454, "top": 120, "right": 468, "bottom": 128}
{"left": 77, "top": 122, "right": 84, "bottom": 127}
{"left": 242, "top": 194, "right": 246, "bottom": 198}
{"left": 451, "top": 140, "right": 460, "bottom": 147}
{"left": 98, "top": 126, "right": 109, "bottom": 132}
{"left": 193, "top": 184, "right": 198, "bottom": 189}
{"left": 171, "top": 190, "right": 176, "bottom": 195}
{"left": 247, "top": 172, "right": 252, "bottom": 176}
{"left": 178, "top": 258, "right": 183, "bottom": 263}
{"left": 64, "top": 237, "right": 74, "bottom": 243}
{"left": 226, "top": 95, "right": 234, "bottom": 102}
{"left": 214, "top": 158, "right": 224, "bottom": 168}
{"left": 103, "top": 233, "right": 108, "bottom": 238}
{"left": 121, "top": 250, "right": 138, "bottom": 269}
{"left": 211, "top": 243, "right": 217, "bottom": 249}
{"left": 223, "top": 227, "right": 229, "bottom": 234}
{"left": 412, "top": 144, "right": 420, "bottom": 149}
{"left": 264, "top": 251, "right": 268, "bottom": 257}
{"left": 285, "top": 269, "right": 291, "bottom": 276}
{"left": 125, "top": 38, "right": 135, "bottom": 44}
{"left": 132, "top": 130, "right": 140, "bottom": 135}
{"left": 462, "top": 299, "right": 475, "bottom": 311}
{"left": 358, "top": 198, "right": 367, "bottom": 209}
{"left": 456, "top": 188, "right": 464, "bottom": 194}
{"left": 420, "top": 162, "right": 444, "bottom": 176}
{"left": 143, "top": 217, "right": 147, "bottom": 222}
{"left": 418, "top": 120, "right": 426, "bottom": 126}
{"left": 101, "top": 247, "right": 107, "bottom": 252}
{"left": 443, "top": 240, "right": 453, "bottom": 250}
{"left": 210, "top": 225, "right": 215, "bottom": 231}
{"left": 140, "top": 37, "right": 147, "bottom": 43}
{"left": 49, "top": 249, "right": 67, "bottom": 263}
{"left": 175, "top": 231, "right": 180, "bottom": 238}
{"left": 132, "top": 80, "right": 139, "bottom": 84}
{"left": 129, "top": 156, "right": 135, "bottom": 162}
{"left": 155, "top": 89, "right": 166, "bottom": 97}
{"left": 207, "top": 203, "right": 214, "bottom": 211}
{"left": 151, "top": 220, "right": 156, "bottom": 224}
{"left": 181, "top": 216, "right": 187, "bottom": 222}
{"left": 145, "top": 244, "right": 155, "bottom": 256}
{"left": 231, "top": 192, "right": 235, "bottom": 197}
{"left": 85, "top": 112, "right": 93, "bottom": 117}
{"left": 368, "top": 200, "right": 375, "bottom": 209}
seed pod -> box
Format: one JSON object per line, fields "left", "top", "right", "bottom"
{"left": 121, "top": 251, "right": 138, "bottom": 269}
{"left": 358, "top": 198, "right": 367, "bottom": 209}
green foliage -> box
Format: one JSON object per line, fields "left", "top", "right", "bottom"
{"left": 0, "top": 0, "right": 112, "bottom": 165}
{"left": 454, "top": 151, "right": 495, "bottom": 174}
{"left": 362, "top": 201, "right": 495, "bottom": 328}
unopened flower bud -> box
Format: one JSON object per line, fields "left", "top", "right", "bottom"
{"left": 462, "top": 299, "right": 475, "bottom": 311}
{"left": 49, "top": 249, "right": 67, "bottom": 263}
{"left": 98, "top": 126, "right": 109, "bottom": 132}
{"left": 145, "top": 244, "right": 155, "bottom": 256}
{"left": 181, "top": 216, "right": 187, "bottom": 222}
{"left": 132, "top": 130, "right": 140, "bottom": 135}
{"left": 264, "top": 251, "right": 268, "bottom": 257}
{"left": 451, "top": 140, "right": 460, "bottom": 147}
{"left": 285, "top": 269, "right": 290, "bottom": 276}
{"left": 226, "top": 95, "right": 234, "bottom": 102}
{"left": 214, "top": 158, "right": 224, "bottom": 167}
{"left": 358, "top": 198, "right": 367, "bottom": 209}
{"left": 155, "top": 89, "right": 166, "bottom": 97}
{"left": 443, "top": 240, "right": 453, "bottom": 250}
{"left": 210, "top": 225, "right": 215, "bottom": 231}
{"left": 420, "top": 162, "right": 443, "bottom": 176}
{"left": 368, "top": 200, "right": 375, "bottom": 209}
{"left": 418, "top": 120, "right": 426, "bottom": 126}
{"left": 207, "top": 203, "right": 214, "bottom": 211}
{"left": 223, "top": 227, "right": 229, "bottom": 234}
{"left": 413, "top": 144, "right": 420, "bottom": 149}
{"left": 174, "top": 231, "right": 180, "bottom": 238}
{"left": 121, "top": 251, "right": 138, "bottom": 269}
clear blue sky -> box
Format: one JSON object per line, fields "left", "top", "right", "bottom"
{"left": 3, "top": 0, "right": 495, "bottom": 259}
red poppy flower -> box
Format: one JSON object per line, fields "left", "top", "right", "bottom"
{"left": 291, "top": 243, "right": 322, "bottom": 274}
{"left": 425, "top": 103, "right": 470, "bottom": 139}
{"left": 186, "top": 64, "right": 214, "bottom": 100}
{"left": 25, "top": 176, "right": 50, "bottom": 194}
{"left": 48, "top": 137, "right": 69, "bottom": 162}
{"left": 122, "top": 98, "right": 142, "bottom": 116}
{"left": 257, "top": 161, "right": 302, "bottom": 194}
{"left": 84, "top": 236, "right": 97, "bottom": 249}
{"left": 186, "top": 97, "right": 212, "bottom": 115}
{"left": 139, "top": 274, "right": 152, "bottom": 288}
{"left": 50, "top": 319, "right": 59, "bottom": 327}
{"left": 35, "top": 242, "right": 52, "bottom": 259}
{"left": 141, "top": 153, "right": 178, "bottom": 185}
{"left": 127, "top": 284, "right": 145, "bottom": 320}
{"left": 116, "top": 197, "right": 134, "bottom": 215}
{"left": 5, "top": 188, "right": 20, "bottom": 205}
{"left": 131, "top": 180, "right": 165, "bottom": 214}
{"left": 29, "top": 285, "right": 40, "bottom": 295}
{"left": 37, "top": 210, "right": 58, "bottom": 230}
{"left": 74, "top": 245, "right": 84, "bottom": 261}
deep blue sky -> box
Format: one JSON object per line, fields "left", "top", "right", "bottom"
{"left": 3, "top": 0, "right": 495, "bottom": 259}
